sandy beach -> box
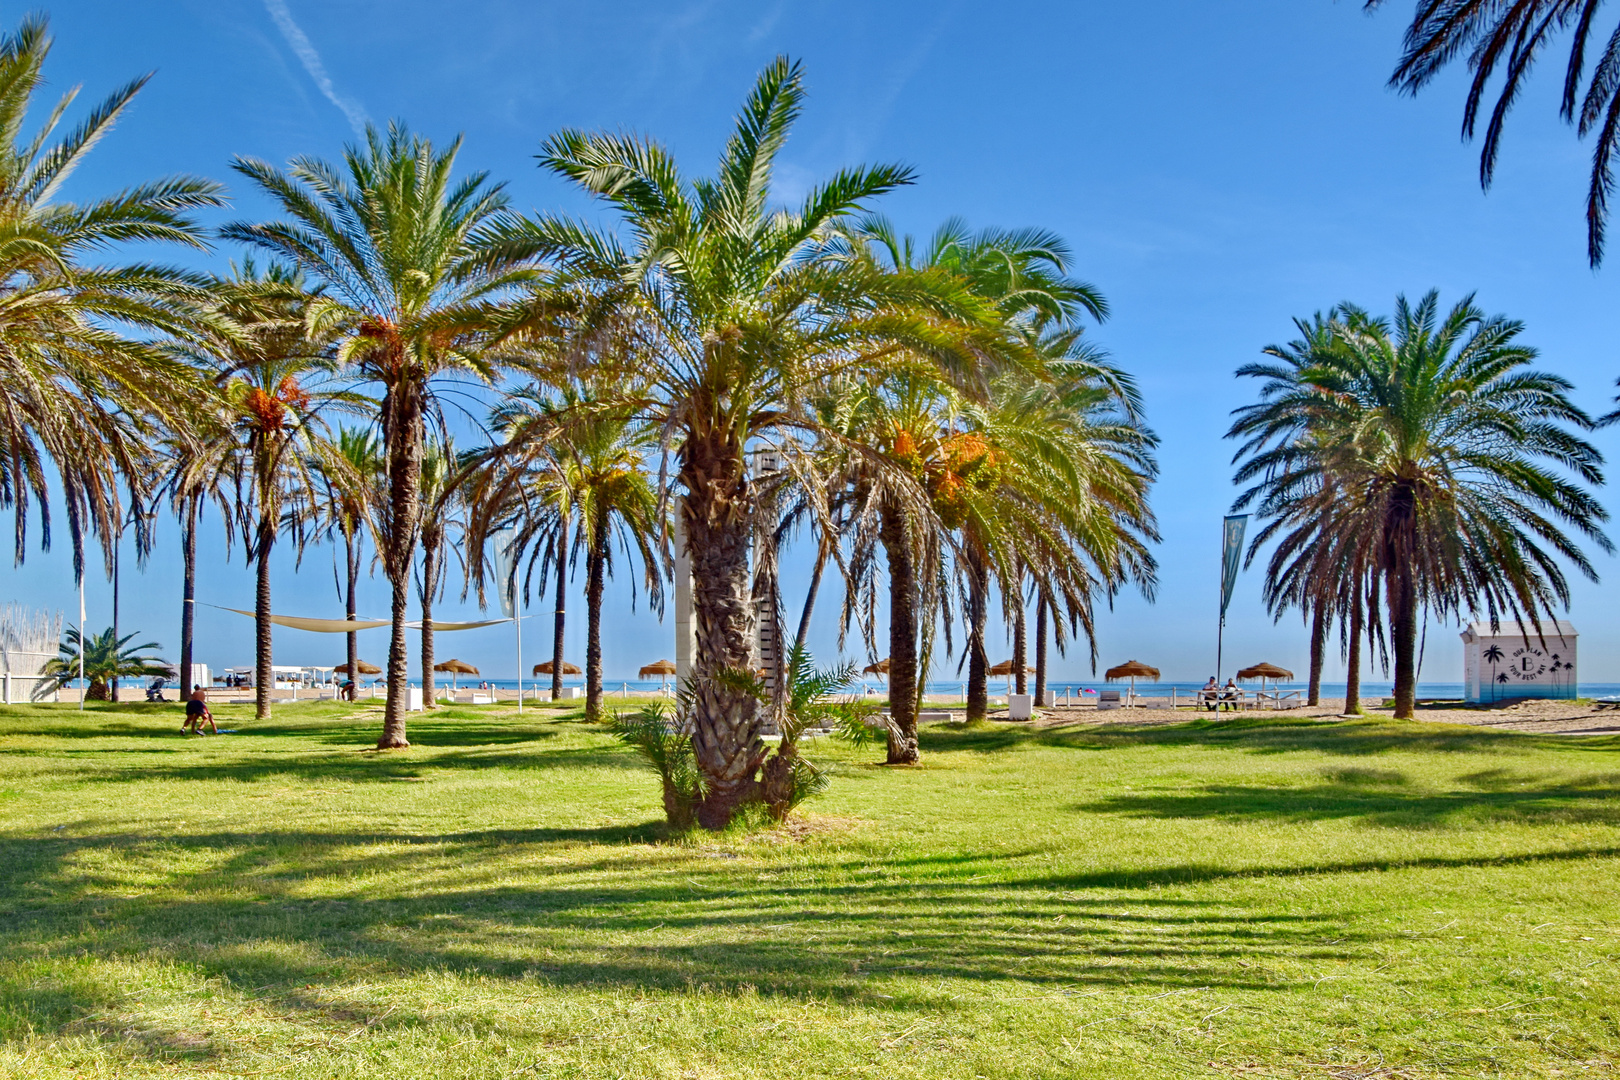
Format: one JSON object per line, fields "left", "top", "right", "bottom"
{"left": 1024, "top": 695, "right": 1620, "bottom": 735}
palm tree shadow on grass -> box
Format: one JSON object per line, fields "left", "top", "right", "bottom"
{"left": 918, "top": 716, "right": 1620, "bottom": 759}
{"left": 0, "top": 825, "right": 1355, "bottom": 1044}
{"left": 1075, "top": 774, "right": 1620, "bottom": 829}
{"left": 2, "top": 824, "right": 1616, "bottom": 1059}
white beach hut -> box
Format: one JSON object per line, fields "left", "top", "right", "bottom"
{"left": 1461, "top": 620, "right": 1577, "bottom": 704}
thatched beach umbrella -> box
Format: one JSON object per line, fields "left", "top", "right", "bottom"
{"left": 1104, "top": 660, "right": 1160, "bottom": 702}
{"left": 1236, "top": 662, "right": 1293, "bottom": 699}
{"left": 333, "top": 660, "right": 381, "bottom": 676}
{"left": 989, "top": 658, "right": 1034, "bottom": 694}
{"left": 862, "top": 658, "right": 890, "bottom": 678}
{"left": 639, "top": 658, "right": 677, "bottom": 690}
{"left": 533, "top": 660, "right": 582, "bottom": 676}
{"left": 434, "top": 658, "right": 478, "bottom": 691}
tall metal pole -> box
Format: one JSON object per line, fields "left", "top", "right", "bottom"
{"left": 516, "top": 606, "right": 523, "bottom": 715}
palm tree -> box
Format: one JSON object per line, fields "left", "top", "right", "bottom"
{"left": 0, "top": 15, "right": 224, "bottom": 581}
{"left": 477, "top": 58, "right": 1003, "bottom": 825}
{"left": 950, "top": 373, "right": 1159, "bottom": 724}
{"left": 223, "top": 122, "right": 534, "bottom": 749}
{"left": 469, "top": 387, "right": 665, "bottom": 722}
{"left": 1366, "top": 1, "right": 1620, "bottom": 265}
{"left": 1232, "top": 292, "right": 1610, "bottom": 719}
{"left": 827, "top": 217, "right": 1143, "bottom": 747}
{"left": 159, "top": 430, "right": 236, "bottom": 702}
{"left": 182, "top": 265, "right": 343, "bottom": 720}
{"left": 315, "top": 426, "right": 383, "bottom": 687}
{"left": 41, "top": 626, "right": 168, "bottom": 702}
{"left": 1232, "top": 314, "right": 1354, "bottom": 710}
{"left": 416, "top": 438, "right": 470, "bottom": 708}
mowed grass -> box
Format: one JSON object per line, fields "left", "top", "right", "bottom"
{"left": 1, "top": 702, "right": 1619, "bottom": 1078}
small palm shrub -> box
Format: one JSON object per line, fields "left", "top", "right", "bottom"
{"left": 607, "top": 702, "right": 703, "bottom": 829}
{"left": 612, "top": 649, "right": 882, "bottom": 827}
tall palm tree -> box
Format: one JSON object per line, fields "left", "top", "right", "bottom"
{"left": 1366, "top": 0, "right": 1620, "bottom": 265}
{"left": 224, "top": 123, "right": 536, "bottom": 748}
{"left": 0, "top": 15, "right": 224, "bottom": 581}
{"left": 828, "top": 217, "right": 1139, "bottom": 746}
{"left": 1232, "top": 292, "right": 1610, "bottom": 719}
{"left": 950, "top": 368, "right": 1159, "bottom": 723}
{"left": 416, "top": 438, "right": 471, "bottom": 708}
{"left": 182, "top": 265, "right": 343, "bottom": 720}
{"left": 468, "top": 387, "right": 666, "bottom": 722}
{"left": 477, "top": 58, "right": 1002, "bottom": 825}
{"left": 159, "top": 429, "right": 235, "bottom": 701}
{"left": 315, "top": 426, "right": 383, "bottom": 686}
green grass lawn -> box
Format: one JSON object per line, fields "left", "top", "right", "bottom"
{"left": 1, "top": 701, "right": 1618, "bottom": 1078}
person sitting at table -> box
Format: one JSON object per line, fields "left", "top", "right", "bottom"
{"left": 1201, "top": 676, "right": 1219, "bottom": 711}
{"left": 1221, "top": 678, "right": 1240, "bottom": 708}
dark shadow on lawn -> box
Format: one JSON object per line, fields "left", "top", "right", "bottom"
{"left": 0, "top": 825, "right": 1347, "bottom": 1046}
{"left": 919, "top": 715, "right": 1620, "bottom": 760}
{"left": 3, "top": 824, "right": 1615, "bottom": 1057}
{"left": 1073, "top": 770, "right": 1620, "bottom": 828}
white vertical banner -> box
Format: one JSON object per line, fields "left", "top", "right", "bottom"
{"left": 492, "top": 528, "right": 520, "bottom": 712}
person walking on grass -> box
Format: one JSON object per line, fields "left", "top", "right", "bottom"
{"left": 182, "top": 685, "right": 216, "bottom": 735}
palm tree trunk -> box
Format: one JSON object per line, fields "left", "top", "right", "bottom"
{"left": 1307, "top": 600, "right": 1328, "bottom": 707}
{"left": 345, "top": 528, "right": 360, "bottom": 692}
{"left": 966, "top": 548, "right": 989, "bottom": 723}
{"left": 1013, "top": 591, "right": 1027, "bottom": 696}
{"left": 585, "top": 515, "right": 608, "bottom": 722}
{"left": 254, "top": 511, "right": 274, "bottom": 721}
{"left": 880, "top": 502, "right": 918, "bottom": 765}
{"left": 179, "top": 493, "right": 198, "bottom": 701}
{"left": 681, "top": 430, "right": 763, "bottom": 829}
{"left": 1034, "top": 599, "right": 1048, "bottom": 707}
{"left": 794, "top": 537, "right": 830, "bottom": 655}
{"left": 552, "top": 520, "right": 567, "bottom": 699}
{"left": 419, "top": 535, "right": 439, "bottom": 709}
{"left": 1344, "top": 581, "right": 1364, "bottom": 716}
{"left": 378, "top": 391, "right": 424, "bottom": 751}
{"left": 1390, "top": 569, "right": 1418, "bottom": 720}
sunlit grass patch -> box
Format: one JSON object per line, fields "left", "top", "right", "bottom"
{"left": 0, "top": 702, "right": 1617, "bottom": 1077}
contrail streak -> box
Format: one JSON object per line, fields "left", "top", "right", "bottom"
{"left": 263, "top": 0, "right": 369, "bottom": 137}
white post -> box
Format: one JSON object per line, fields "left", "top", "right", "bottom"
{"left": 3, "top": 672, "right": 11, "bottom": 705}
{"left": 515, "top": 610, "right": 523, "bottom": 715}
{"left": 77, "top": 572, "right": 85, "bottom": 710}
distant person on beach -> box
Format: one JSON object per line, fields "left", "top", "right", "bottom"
{"left": 342, "top": 679, "right": 356, "bottom": 702}
{"left": 1221, "top": 678, "right": 1239, "bottom": 708}
{"left": 1202, "top": 676, "right": 1219, "bottom": 711}
{"left": 182, "top": 685, "right": 216, "bottom": 735}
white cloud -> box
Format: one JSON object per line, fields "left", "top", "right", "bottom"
{"left": 263, "top": 0, "right": 369, "bottom": 137}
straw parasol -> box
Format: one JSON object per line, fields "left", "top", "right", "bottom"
{"left": 1236, "top": 662, "right": 1294, "bottom": 700}
{"left": 862, "top": 658, "right": 890, "bottom": 677}
{"left": 434, "top": 658, "right": 478, "bottom": 691}
{"left": 1104, "top": 660, "right": 1160, "bottom": 702}
{"left": 989, "top": 659, "right": 1035, "bottom": 694}
{"left": 533, "top": 660, "right": 582, "bottom": 676}
{"left": 639, "top": 659, "right": 676, "bottom": 690}
{"left": 333, "top": 660, "right": 381, "bottom": 676}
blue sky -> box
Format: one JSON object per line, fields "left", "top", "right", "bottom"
{"left": 8, "top": 0, "right": 1620, "bottom": 685}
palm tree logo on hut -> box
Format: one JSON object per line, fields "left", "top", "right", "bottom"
{"left": 1483, "top": 644, "right": 1504, "bottom": 701}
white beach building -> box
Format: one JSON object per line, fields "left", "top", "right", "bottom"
{"left": 1460, "top": 620, "right": 1578, "bottom": 704}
